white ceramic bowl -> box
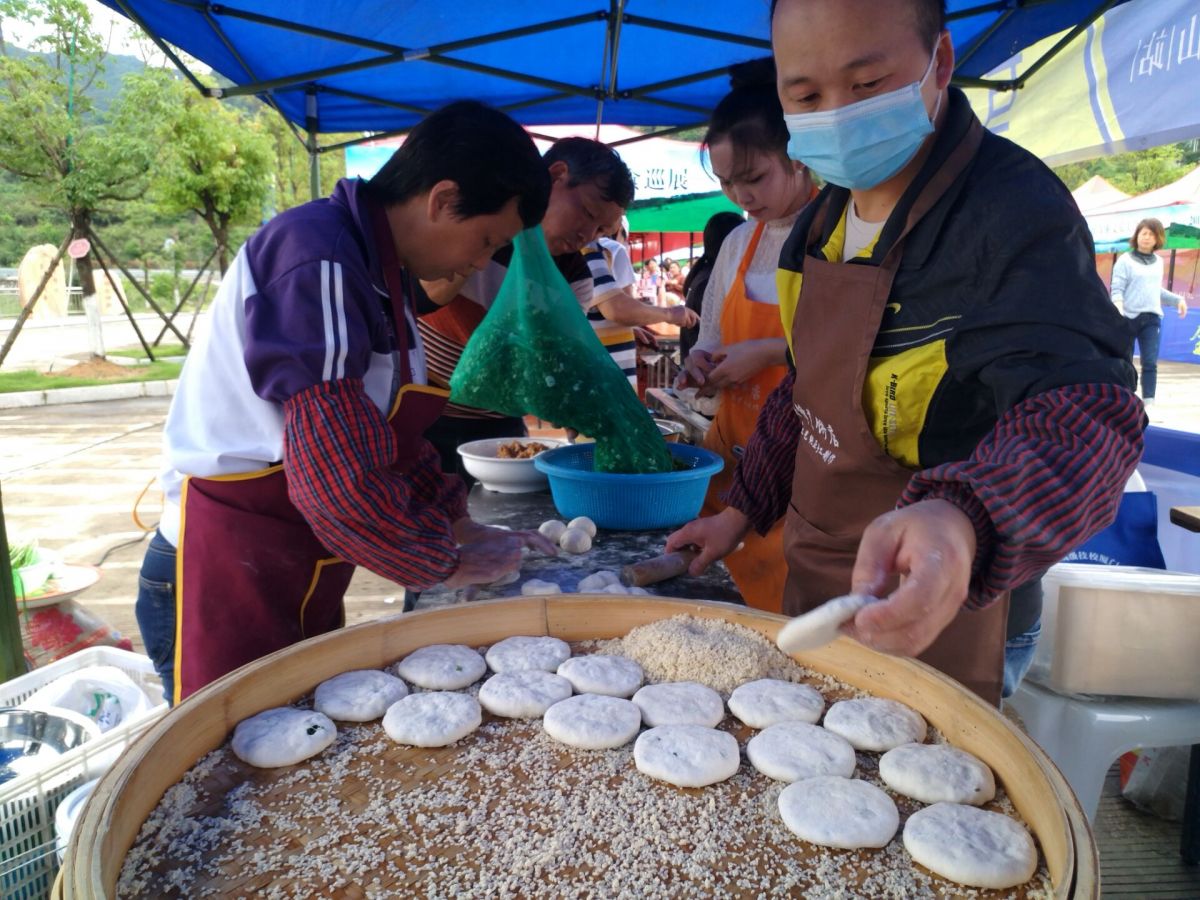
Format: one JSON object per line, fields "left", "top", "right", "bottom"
{"left": 457, "top": 438, "right": 567, "bottom": 493}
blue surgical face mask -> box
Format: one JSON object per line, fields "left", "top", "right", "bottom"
{"left": 784, "top": 47, "right": 942, "bottom": 190}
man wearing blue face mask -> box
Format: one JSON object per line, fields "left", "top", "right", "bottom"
{"left": 666, "top": 0, "right": 1143, "bottom": 705}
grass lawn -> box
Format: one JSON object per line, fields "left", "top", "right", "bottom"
{"left": 107, "top": 343, "right": 188, "bottom": 361}
{"left": 0, "top": 359, "right": 183, "bottom": 394}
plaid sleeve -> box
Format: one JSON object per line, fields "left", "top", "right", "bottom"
{"left": 723, "top": 370, "right": 799, "bottom": 534}
{"left": 283, "top": 378, "right": 460, "bottom": 589}
{"left": 899, "top": 383, "right": 1145, "bottom": 609}
{"left": 407, "top": 438, "right": 468, "bottom": 522}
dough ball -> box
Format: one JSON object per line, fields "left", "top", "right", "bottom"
{"left": 313, "top": 669, "right": 408, "bottom": 722}
{"left": 823, "top": 697, "right": 927, "bottom": 751}
{"left": 629, "top": 586, "right": 651, "bottom": 595}
{"left": 879, "top": 742, "right": 996, "bottom": 806}
{"left": 394, "top": 644, "right": 486, "bottom": 690}
{"left": 728, "top": 678, "right": 824, "bottom": 729}
{"left": 567, "top": 516, "right": 597, "bottom": 538}
{"left": 479, "top": 671, "right": 573, "bottom": 718}
{"left": 778, "top": 776, "right": 899, "bottom": 849}
{"left": 632, "top": 681, "right": 724, "bottom": 728}
{"left": 747, "top": 722, "right": 856, "bottom": 782}
{"left": 521, "top": 578, "right": 562, "bottom": 596}
{"left": 903, "top": 803, "right": 1037, "bottom": 889}
{"left": 382, "top": 692, "right": 482, "bottom": 747}
{"left": 601, "top": 582, "right": 629, "bottom": 595}
{"left": 485, "top": 635, "right": 572, "bottom": 673}
{"left": 538, "top": 520, "right": 568, "bottom": 541}
{"left": 634, "top": 725, "right": 739, "bottom": 788}
{"left": 776, "top": 593, "right": 873, "bottom": 653}
{"left": 231, "top": 707, "right": 336, "bottom": 768}
{"left": 577, "top": 571, "right": 621, "bottom": 592}
{"left": 543, "top": 694, "right": 642, "bottom": 750}
{"left": 557, "top": 655, "right": 644, "bottom": 698}
{"left": 559, "top": 528, "right": 592, "bottom": 554}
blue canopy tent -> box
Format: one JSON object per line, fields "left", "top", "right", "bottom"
{"left": 101, "top": 0, "right": 1133, "bottom": 197}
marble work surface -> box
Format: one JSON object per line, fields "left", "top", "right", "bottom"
{"left": 419, "top": 485, "right": 742, "bottom": 605}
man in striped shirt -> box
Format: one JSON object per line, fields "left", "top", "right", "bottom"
{"left": 419, "top": 138, "right": 698, "bottom": 482}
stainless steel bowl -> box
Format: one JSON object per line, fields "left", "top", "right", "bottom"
{"left": 654, "top": 418, "right": 688, "bottom": 443}
{"left": 0, "top": 708, "right": 96, "bottom": 785}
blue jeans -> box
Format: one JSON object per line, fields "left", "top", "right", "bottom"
{"left": 1131, "top": 312, "right": 1161, "bottom": 399}
{"left": 135, "top": 530, "right": 178, "bottom": 704}
{"left": 1002, "top": 619, "right": 1042, "bottom": 700}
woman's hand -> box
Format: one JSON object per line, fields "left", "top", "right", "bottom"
{"left": 704, "top": 339, "right": 787, "bottom": 391}
{"left": 1178, "top": 300, "right": 1189, "bottom": 319}
{"left": 675, "top": 348, "right": 718, "bottom": 390}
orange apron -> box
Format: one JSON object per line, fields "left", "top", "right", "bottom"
{"left": 700, "top": 223, "right": 791, "bottom": 611}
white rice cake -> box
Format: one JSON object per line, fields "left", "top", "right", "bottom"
{"left": 746, "top": 722, "right": 856, "bottom": 783}
{"left": 728, "top": 678, "right": 823, "bottom": 728}
{"left": 778, "top": 776, "right": 899, "bottom": 849}
{"left": 634, "top": 725, "right": 739, "bottom": 788}
{"left": 823, "top": 697, "right": 927, "bottom": 751}
{"left": 485, "top": 635, "right": 572, "bottom": 673}
{"left": 231, "top": 708, "right": 336, "bottom": 769}
{"left": 394, "top": 644, "right": 486, "bottom": 690}
{"left": 313, "top": 670, "right": 409, "bottom": 722}
{"left": 904, "top": 802, "right": 1038, "bottom": 889}
{"left": 479, "top": 671, "right": 573, "bottom": 718}
{"left": 543, "top": 694, "right": 642, "bottom": 750}
{"left": 556, "top": 655, "right": 644, "bottom": 698}
{"left": 879, "top": 742, "right": 996, "bottom": 805}
{"left": 632, "top": 681, "right": 724, "bottom": 728}
{"left": 382, "top": 692, "right": 482, "bottom": 747}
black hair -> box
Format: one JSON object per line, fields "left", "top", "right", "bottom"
{"left": 542, "top": 137, "right": 636, "bottom": 209}
{"left": 365, "top": 100, "right": 550, "bottom": 228}
{"left": 703, "top": 58, "right": 790, "bottom": 177}
{"left": 770, "top": 0, "right": 946, "bottom": 49}
{"left": 682, "top": 211, "right": 745, "bottom": 297}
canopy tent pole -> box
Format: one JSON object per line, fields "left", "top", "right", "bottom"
{"left": 307, "top": 90, "right": 321, "bottom": 200}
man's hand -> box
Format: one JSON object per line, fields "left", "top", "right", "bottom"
{"left": 442, "top": 532, "right": 524, "bottom": 589}
{"left": 453, "top": 517, "right": 558, "bottom": 557}
{"left": 841, "top": 499, "right": 977, "bottom": 657}
{"left": 665, "top": 507, "right": 752, "bottom": 575}
{"left": 675, "top": 348, "right": 718, "bottom": 390}
{"left": 666, "top": 305, "right": 700, "bottom": 329}
{"left": 1179, "top": 300, "right": 1189, "bottom": 319}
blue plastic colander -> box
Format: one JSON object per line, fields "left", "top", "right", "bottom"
{"left": 533, "top": 443, "right": 724, "bottom": 531}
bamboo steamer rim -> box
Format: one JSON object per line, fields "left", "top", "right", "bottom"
{"left": 64, "top": 596, "right": 1097, "bottom": 898}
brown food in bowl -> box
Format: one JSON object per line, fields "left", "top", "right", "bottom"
{"left": 497, "top": 440, "right": 551, "bottom": 460}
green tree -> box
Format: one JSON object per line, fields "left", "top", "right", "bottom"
{"left": 145, "top": 73, "right": 275, "bottom": 274}
{"left": 1054, "top": 142, "right": 1191, "bottom": 194}
{"left": 259, "top": 109, "right": 350, "bottom": 213}
{"left": 0, "top": 0, "right": 161, "bottom": 308}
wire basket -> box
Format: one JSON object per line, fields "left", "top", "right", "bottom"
{"left": 0, "top": 647, "right": 166, "bottom": 900}
{"left": 533, "top": 443, "right": 723, "bottom": 530}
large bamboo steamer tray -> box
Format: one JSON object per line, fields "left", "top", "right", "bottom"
{"left": 60, "top": 596, "right": 1097, "bottom": 898}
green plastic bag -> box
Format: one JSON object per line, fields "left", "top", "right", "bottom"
{"left": 450, "top": 227, "right": 672, "bottom": 474}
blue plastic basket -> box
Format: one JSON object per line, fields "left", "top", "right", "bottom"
{"left": 533, "top": 443, "right": 724, "bottom": 531}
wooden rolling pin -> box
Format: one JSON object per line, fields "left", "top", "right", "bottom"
{"left": 620, "top": 549, "right": 699, "bottom": 587}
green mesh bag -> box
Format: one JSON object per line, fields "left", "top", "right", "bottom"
{"left": 450, "top": 227, "right": 672, "bottom": 474}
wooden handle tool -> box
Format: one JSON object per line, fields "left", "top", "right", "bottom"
{"left": 620, "top": 549, "right": 698, "bottom": 587}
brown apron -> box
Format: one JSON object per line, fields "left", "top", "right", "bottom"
{"left": 174, "top": 203, "right": 449, "bottom": 703}
{"left": 782, "top": 120, "right": 1008, "bottom": 706}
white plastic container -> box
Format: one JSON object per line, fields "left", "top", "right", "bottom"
{"left": 1029, "top": 564, "right": 1200, "bottom": 699}
{"left": 0, "top": 647, "right": 166, "bottom": 899}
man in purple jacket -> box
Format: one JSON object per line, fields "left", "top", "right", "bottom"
{"left": 137, "top": 101, "right": 556, "bottom": 703}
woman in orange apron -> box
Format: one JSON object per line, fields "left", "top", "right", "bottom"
{"left": 676, "top": 68, "right": 815, "bottom": 611}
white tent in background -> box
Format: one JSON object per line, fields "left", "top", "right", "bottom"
{"left": 1071, "top": 175, "right": 1130, "bottom": 214}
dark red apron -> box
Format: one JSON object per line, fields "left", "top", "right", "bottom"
{"left": 782, "top": 119, "right": 1008, "bottom": 706}
{"left": 174, "top": 204, "right": 449, "bottom": 703}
